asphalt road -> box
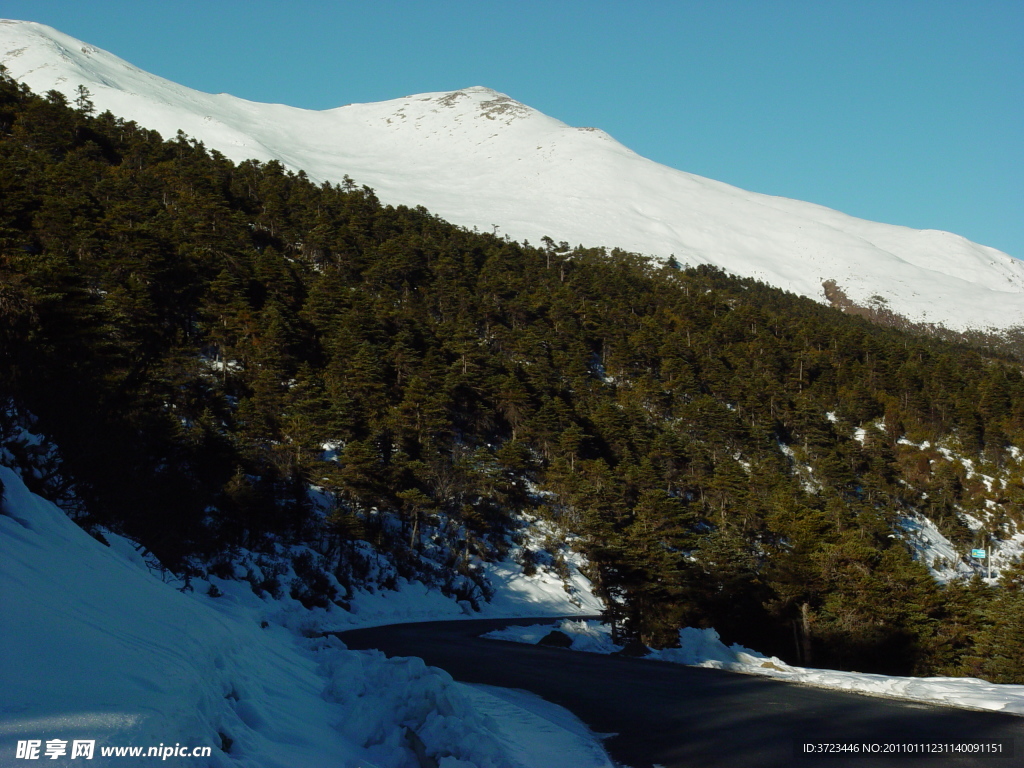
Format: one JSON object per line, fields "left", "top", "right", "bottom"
{"left": 336, "top": 617, "right": 1023, "bottom": 768}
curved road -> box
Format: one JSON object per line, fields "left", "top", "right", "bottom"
{"left": 337, "top": 617, "right": 1022, "bottom": 768}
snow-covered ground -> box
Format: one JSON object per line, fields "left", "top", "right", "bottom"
{"left": 890, "top": 434, "right": 1024, "bottom": 584}
{"left": 324, "top": 515, "right": 602, "bottom": 632}
{"left": 898, "top": 513, "right": 973, "bottom": 584}
{"left": 2, "top": 19, "right": 1023, "bottom": 332}
{"left": 486, "top": 620, "right": 1024, "bottom": 717}
{"left": 334, "top": 561, "right": 602, "bottom": 632}
{"left": 0, "top": 464, "right": 612, "bottom": 767}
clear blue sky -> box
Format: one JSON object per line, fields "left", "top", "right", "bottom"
{"left": 6, "top": 0, "right": 1023, "bottom": 259}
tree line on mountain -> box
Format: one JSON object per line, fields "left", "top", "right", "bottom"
{"left": 1, "top": 70, "right": 1023, "bottom": 681}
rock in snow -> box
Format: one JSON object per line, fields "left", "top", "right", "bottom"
{"left": 2, "top": 19, "right": 1022, "bottom": 333}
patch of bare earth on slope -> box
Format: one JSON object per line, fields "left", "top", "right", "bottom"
{"left": 822, "top": 279, "right": 1024, "bottom": 360}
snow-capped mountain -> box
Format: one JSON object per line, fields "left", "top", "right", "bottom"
{"left": 2, "top": 19, "right": 1022, "bottom": 333}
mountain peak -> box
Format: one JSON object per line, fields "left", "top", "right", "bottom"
{"left": 429, "top": 86, "right": 534, "bottom": 123}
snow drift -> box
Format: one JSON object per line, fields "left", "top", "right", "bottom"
{"left": 0, "top": 464, "right": 612, "bottom": 767}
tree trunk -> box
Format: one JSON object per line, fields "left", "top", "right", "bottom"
{"left": 799, "top": 602, "right": 813, "bottom": 665}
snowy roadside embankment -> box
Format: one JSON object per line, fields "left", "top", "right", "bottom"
{"left": 331, "top": 546, "right": 603, "bottom": 632}
{"left": 486, "top": 619, "right": 1024, "bottom": 717}
{"left": 0, "top": 464, "right": 612, "bottom": 767}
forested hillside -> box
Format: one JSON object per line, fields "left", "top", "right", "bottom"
{"left": 2, "top": 70, "right": 1023, "bottom": 681}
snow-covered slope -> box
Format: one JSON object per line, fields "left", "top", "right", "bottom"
{"left": 0, "top": 462, "right": 613, "bottom": 767}
{"left": 2, "top": 19, "right": 1022, "bottom": 332}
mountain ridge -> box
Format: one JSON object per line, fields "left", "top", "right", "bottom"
{"left": 2, "top": 18, "right": 1022, "bottom": 333}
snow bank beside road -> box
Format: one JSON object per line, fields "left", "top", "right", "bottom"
{"left": 487, "top": 619, "right": 1024, "bottom": 717}
{"left": 0, "top": 465, "right": 612, "bottom": 767}
{"left": 329, "top": 555, "right": 603, "bottom": 632}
